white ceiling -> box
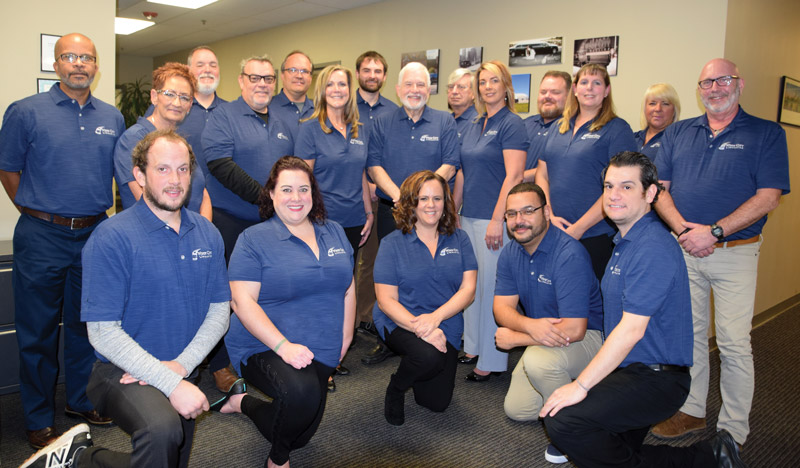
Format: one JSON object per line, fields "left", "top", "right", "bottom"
{"left": 116, "top": 0, "right": 384, "bottom": 57}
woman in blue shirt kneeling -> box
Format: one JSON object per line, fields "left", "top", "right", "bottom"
{"left": 374, "top": 170, "right": 478, "bottom": 426}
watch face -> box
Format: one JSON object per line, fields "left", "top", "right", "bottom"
{"left": 711, "top": 225, "right": 723, "bottom": 238}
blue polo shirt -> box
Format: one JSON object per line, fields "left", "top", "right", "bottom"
{"left": 453, "top": 105, "right": 478, "bottom": 139}
{"left": 460, "top": 107, "right": 529, "bottom": 219}
{"left": 633, "top": 128, "right": 666, "bottom": 160}
{"left": 495, "top": 225, "right": 602, "bottom": 331}
{"left": 524, "top": 114, "right": 557, "bottom": 170}
{"left": 295, "top": 119, "right": 369, "bottom": 228}
{"left": 226, "top": 217, "right": 354, "bottom": 371}
{"left": 113, "top": 117, "right": 206, "bottom": 213}
{"left": 81, "top": 199, "right": 230, "bottom": 362}
{"left": 202, "top": 96, "right": 294, "bottom": 221}
{"left": 601, "top": 212, "right": 692, "bottom": 367}
{"left": 0, "top": 83, "right": 124, "bottom": 216}
{"left": 655, "top": 108, "right": 790, "bottom": 241}
{"left": 357, "top": 91, "right": 398, "bottom": 135}
{"left": 268, "top": 90, "right": 314, "bottom": 141}
{"left": 541, "top": 116, "right": 636, "bottom": 238}
{"left": 372, "top": 228, "right": 478, "bottom": 347}
{"left": 367, "top": 105, "right": 461, "bottom": 201}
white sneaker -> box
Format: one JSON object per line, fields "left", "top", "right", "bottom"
{"left": 544, "top": 443, "right": 568, "bottom": 464}
{"left": 20, "top": 423, "right": 92, "bottom": 468}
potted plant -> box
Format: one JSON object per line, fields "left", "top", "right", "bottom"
{"left": 116, "top": 77, "right": 151, "bottom": 128}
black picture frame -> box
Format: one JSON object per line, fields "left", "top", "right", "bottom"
{"left": 778, "top": 75, "right": 800, "bottom": 127}
{"left": 41, "top": 33, "right": 61, "bottom": 72}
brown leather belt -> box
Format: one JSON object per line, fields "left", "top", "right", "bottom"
{"left": 22, "top": 207, "right": 104, "bottom": 230}
{"left": 714, "top": 235, "right": 760, "bottom": 249}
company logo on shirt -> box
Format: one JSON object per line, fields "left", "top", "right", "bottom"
{"left": 350, "top": 138, "right": 364, "bottom": 146}
{"left": 192, "top": 248, "right": 212, "bottom": 261}
{"left": 277, "top": 132, "right": 289, "bottom": 141}
{"left": 610, "top": 265, "right": 621, "bottom": 276}
{"left": 484, "top": 130, "right": 498, "bottom": 136}
{"left": 419, "top": 134, "right": 439, "bottom": 142}
{"left": 537, "top": 274, "right": 552, "bottom": 285}
{"left": 328, "top": 247, "right": 347, "bottom": 257}
{"left": 439, "top": 247, "right": 460, "bottom": 256}
{"left": 94, "top": 126, "right": 117, "bottom": 136}
{"left": 581, "top": 133, "right": 601, "bottom": 140}
{"left": 649, "top": 142, "right": 661, "bottom": 148}
{"left": 718, "top": 142, "right": 744, "bottom": 151}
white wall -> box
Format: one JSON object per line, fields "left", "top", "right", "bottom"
{"left": 0, "top": 0, "right": 117, "bottom": 240}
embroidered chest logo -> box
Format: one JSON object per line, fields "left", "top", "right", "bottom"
{"left": 192, "top": 249, "right": 212, "bottom": 261}
{"left": 350, "top": 138, "right": 364, "bottom": 146}
{"left": 649, "top": 142, "right": 661, "bottom": 148}
{"left": 610, "top": 265, "right": 621, "bottom": 276}
{"left": 439, "top": 247, "right": 459, "bottom": 256}
{"left": 94, "top": 126, "right": 117, "bottom": 136}
{"left": 537, "top": 274, "right": 552, "bottom": 285}
{"left": 718, "top": 142, "right": 744, "bottom": 151}
{"left": 484, "top": 130, "right": 498, "bottom": 136}
{"left": 419, "top": 134, "right": 439, "bottom": 142}
{"left": 581, "top": 133, "right": 601, "bottom": 140}
{"left": 328, "top": 247, "right": 347, "bottom": 257}
{"left": 276, "top": 132, "right": 289, "bottom": 141}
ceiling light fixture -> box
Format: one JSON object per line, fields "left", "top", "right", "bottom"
{"left": 115, "top": 17, "right": 155, "bottom": 35}
{"left": 148, "top": 0, "right": 218, "bottom": 9}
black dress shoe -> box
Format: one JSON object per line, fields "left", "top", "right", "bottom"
{"left": 458, "top": 354, "right": 479, "bottom": 365}
{"left": 210, "top": 378, "right": 246, "bottom": 411}
{"left": 328, "top": 377, "right": 336, "bottom": 393}
{"left": 335, "top": 364, "right": 350, "bottom": 376}
{"left": 711, "top": 429, "right": 748, "bottom": 468}
{"left": 361, "top": 342, "right": 396, "bottom": 365}
{"left": 65, "top": 406, "right": 113, "bottom": 426}
{"left": 465, "top": 370, "right": 499, "bottom": 382}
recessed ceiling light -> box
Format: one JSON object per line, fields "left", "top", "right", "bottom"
{"left": 148, "top": 0, "right": 218, "bottom": 8}
{"left": 115, "top": 17, "right": 155, "bottom": 35}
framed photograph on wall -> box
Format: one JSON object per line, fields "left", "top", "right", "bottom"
{"left": 778, "top": 75, "right": 800, "bottom": 127}
{"left": 41, "top": 34, "right": 61, "bottom": 72}
{"left": 573, "top": 35, "right": 619, "bottom": 76}
{"left": 37, "top": 78, "right": 59, "bottom": 94}
{"left": 511, "top": 74, "right": 531, "bottom": 114}
{"left": 508, "top": 37, "right": 563, "bottom": 68}
{"left": 459, "top": 47, "right": 482, "bottom": 72}
{"left": 401, "top": 49, "right": 440, "bottom": 94}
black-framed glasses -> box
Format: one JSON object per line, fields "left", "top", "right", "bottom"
{"left": 504, "top": 204, "right": 545, "bottom": 220}
{"left": 282, "top": 67, "right": 311, "bottom": 76}
{"left": 155, "top": 89, "right": 193, "bottom": 104}
{"left": 59, "top": 53, "right": 96, "bottom": 64}
{"left": 698, "top": 75, "right": 739, "bottom": 89}
{"left": 242, "top": 73, "right": 276, "bottom": 84}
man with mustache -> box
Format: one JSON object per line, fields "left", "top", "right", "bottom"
{"left": 651, "top": 59, "right": 790, "bottom": 449}
{"left": 268, "top": 51, "right": 315, "bottom": 140}
{"left": 494, "top": 182, "right": 602, "bottom": 464}
{"left": 523, "top": 71, "right": 571, "bottom": 182}
{"left": 363, "top": 61, "right": 460, "bottom": 365}
{"left": 21, "top": 129, "right": 231, "bottom": 468}
{"left": 0, "top": 32, "right": 123, "bottom": 448}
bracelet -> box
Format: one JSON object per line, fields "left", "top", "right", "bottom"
{"left": 273, "top": 338, "right": 287, "bottom": 353}
{"left": 678, "top": 227, "right": 692, "bottom": 237}
{"left": 365, "top": 211, "right": 373, "bottom": 216}
{"left": 575, "top": 379, "right": 589, "bottom": 392}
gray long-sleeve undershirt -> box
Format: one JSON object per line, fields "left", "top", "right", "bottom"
{"left": 87, "top": 301, "right": 230, "bottom": 397}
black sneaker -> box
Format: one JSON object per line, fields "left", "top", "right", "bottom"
{"left": 20, "top": 423, "right": 92, "bottom": 468}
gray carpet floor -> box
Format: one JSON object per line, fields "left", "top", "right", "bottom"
{"left": 2, "top": 305, "right": 799, "bottom": 467}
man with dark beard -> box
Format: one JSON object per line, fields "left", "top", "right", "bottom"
{"left": 22, "top": 129, "right": 232, "bottom": 468}
{"left": 493, "top": 182, "right": 603, "bottom": 464}
{"left": 523, "top": 71, "right": 571, "bottom": 182}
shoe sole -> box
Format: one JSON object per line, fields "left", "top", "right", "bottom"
{"left": 20, "top": 424, "right": 92, "bottom": 468}
{"left": 650, "top": 425, "right": 705, "bottom": 440}
{"left": 544, "top": 447, "right": 568, "bottom": 464}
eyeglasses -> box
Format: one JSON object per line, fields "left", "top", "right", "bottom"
{"left": 59, "top": 53, "right": 96, "bottom": 64}
{"left": 447, "top": 84, "right": 470, "bottom": 91}
{"left": 698, "top": 75, "right": 739, "bottom": 89}
{"left": 504, "top": 204, "right": 545, "bottom": 220}
{"left": 242, "top": 73, "right": 276, "bottom": 84}
{"left": 282, "top": 67, "right": 311, "bottom": 76}
{"left": 155, "top": 89, "right": 193, "bottom": 104}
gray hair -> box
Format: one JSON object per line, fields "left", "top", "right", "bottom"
{"left": 239, "top": 55, "right": 273, "bottom": 74}
{"left": 398, "top": 62, "right": 431, "bottom": 87}
{"left": 448, "top": 68, "right": 473, "bottom": 86}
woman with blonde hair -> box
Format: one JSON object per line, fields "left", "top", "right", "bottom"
{"left": 454, "top": 60, "right": 528, "bottom": 381}
{"left": 534, "top": 64, "right": 636, "bottom": 279}
{"left": 635, "top": 83, "right": 681, "bottom": 158}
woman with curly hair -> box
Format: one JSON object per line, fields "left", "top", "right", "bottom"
{"left": 374, "top": 170, "right": 477, "bottom": 426}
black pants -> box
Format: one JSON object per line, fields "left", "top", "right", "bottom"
{"left": 544, "top": 363, "right": 714, "bottom": 467}
{"left": 376, "top": 199, "right": 397, "bottom": 241}
{"left": 384, "top": 327, "right": 458, "bottom": 412}
{"left": 81, "top": 362, "right": 195, "bottom": 468}
{"left": 343, "top": 224, "right": 364, "bottom": 268}
{"left": 240, "top": 350, "right": 334, "bottom": 466}
{"left": 579, "top": 233, "right": 615, "bottom": 282}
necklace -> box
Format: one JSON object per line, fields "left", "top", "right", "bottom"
{"left": 710, "top": 125, "right": 726, "bottom": 135}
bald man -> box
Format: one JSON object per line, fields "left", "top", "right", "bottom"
{"left": 652, "top": 58, "right": 790, "bottom": 447}
{"left": 0, "top": 33, "right": 124, "bottom": 448}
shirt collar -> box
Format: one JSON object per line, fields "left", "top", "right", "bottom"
{"left": 613, "top": 211, "right": 659, "bottom": 245}
{"left": 50, "top": 82, "right": 96, "bottom": 109}
{"left": 135, "top": 115, "right": 156, "bottom": 131}
{"left": 266, "top": 216, "right": 327, "bottom": 243}
{"left": 132, "top": 198, "right": 194, "bottom": 235}
{"left": 454, "top": 105, "right": 477, "bottom": 121}
{"left": 694, "top": 106, "right": 746, "bottom": 130}
{"left": 397, "top": 104, "right": 432, "bottom": 123}
{"left": 234, "top": 96, "right": 263, "bottom": 117}
{"left": 276, "top": 89, "right": 311, "bottom": 108}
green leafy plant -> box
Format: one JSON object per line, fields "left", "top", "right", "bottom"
{"left": 116, "top": 77, "right": 151, "bottom": 128}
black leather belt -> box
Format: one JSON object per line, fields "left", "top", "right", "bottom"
{"left": 23, "top": 207, "right": 104, "bottom": 230}
{"left": 647, "top": 364, "right": 689, "bottom": 373}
